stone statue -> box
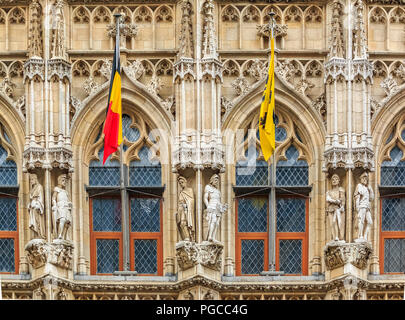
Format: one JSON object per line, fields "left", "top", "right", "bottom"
{"left": 354, "top": 172, "right": 374, "bottom": 242}
{"left": 52, "top": 174, "right": 72, "bottom": 240}
{"left": 28, "top": 173, "right": 45, "bottom": 239}
{"left": 326, "top": 174, "right": 345, "bottom": 242}
{"left": 51, "top": 0, "right": 66, "bottom": 59}
{"left": 203, "top": 174, "right": 228, "bottom": 242}
{"left": 176, "top": 176, "right": 195, "bottom": 242}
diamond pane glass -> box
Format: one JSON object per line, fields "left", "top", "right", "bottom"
{"left": 382, "top": 198, "right": 405, "bottom": 231}
{"left": 238, "top": 198, "right": 267, "bottom": 233}
{"left": 0, "top": 197, "right": 17, "bottom": 231}
{"left": 241, "top": 239, "right": 264, "bottom": 274}
{"left": 0, "top": 238, "right": 14, "bottom": 272}
{"left": 277, "top": 145, "right": 308, "bottom": 186}
{"left": 134, "top": 239, "right": 157, "bottom": 274}
{"left": 236, "top": 148, "right": 269, "bottom": 186}
{"left": 131, "top": 198, "right": 160, "bottom": 232}
{"left": 89, "top": 148, "right": 120, "bottom": 186}
{"left": 0, "top": 144, "right": 17, "bottom": 186}
{"left": 96, "top": 239, "right": 119, "bottom": 274}
{"left": 279, "top": 239, "right": 302, "bottom": 274}
{"left": 384, "top": 238, "right": 405, "bottom": 273}
{"left": 129, "top": 146, "right": 161, "bottom": 186}
{"left": 381, "top": 147, "right": 405, "bottom": 186}
{"left": 122, "top": 114, "right": 140, "bottom": 142}
{"left": 277, "top": 198, "right": 306, "bottom": 232}
{"left": 92, "top": 198, "right": 121, "bottom": 232}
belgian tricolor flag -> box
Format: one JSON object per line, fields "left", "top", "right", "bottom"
{"left": 103, "top": 35, "right": 123, "bottom": 164}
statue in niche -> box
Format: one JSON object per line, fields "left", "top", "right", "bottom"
{"left": 28, "top": 173, "right": 45, "bottom": 240}
{"left": 52, "top": 174, "right": 72, "bottom": 240}
{"left": 50, "top": 0, "right": 66, "bottom": 59}
{"left": 354, "top": 172, "right": 374, "bottom": 242}
{"left": 176, "top": 176, "right": 195, "bottom": 242}
{"left": 203, "top": 174, "right": 228, "bottom": 243}
{"left": 326, "top": 174, "right": 346, "bottom": 242}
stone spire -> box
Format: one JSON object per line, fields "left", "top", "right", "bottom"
{"left": 202, "top": 0, "right": 218, "bottom": 60}
{"left": 329, "top": 0, "right": 345, "bottom": 58}
{"left": 178, "top": 0, "right": 194, "bottom": 58}
{"left": 28, "top": 0, "right": 43, "bottom": 58}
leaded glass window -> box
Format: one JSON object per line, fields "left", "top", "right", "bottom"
{"left": 277, "top": 145, "right": 308, "bottom": 186}
{"left": 277, "top": 198, "right": 306, "bottom": 233}
{"left": 384, "top": 239, "right": 405, "bottom": 273}
{"left": 279, "top": 240, "right": 302, "bottom": 274}
{"left": 241, "top": 239, "right": 265, "bottom": 275}
{"left": 89, "top": 148, "right": 120, "bottom": 186}
{"left": 237, "top": 198, "right": 267, "bottom": 233}
{"left": 96, "top": 239, "right": 120, "bottom": 274}
{"left": 381, "top": 147, "right": 405, "bottom": 186}
{"left": 236, "top": 148, "right": 268, "bottom": 186}
{"left": 134, "top": 239, "right": 158, "bottom": 274}
{"left": 129, "top": 146, "right": 161, "bottom": 186}
{"left": 0, "top": 238, "right": 15, "bottom": 273}
{"left": 0, "top": 144, "right": 17, "bottom": 186}
{"left": 89, "top": 112, "right": 163, "bottom": 275}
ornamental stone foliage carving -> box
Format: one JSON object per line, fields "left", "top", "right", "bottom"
{"left": 124, "top": 60, "right": 144, "bottom": 81}
{"left": 0, "top": 77, "right": 16, "bottom": 98}
{"left": 107, "top": 15, "right": 138, "bottom": 49}
{"left": 312, "top": 93, "right": 326, "bottom": 126}
{"left": 176, "top": 241, "right": 223, "bottom": 271}
{"left": 231, "top": 76, "right": 250, "bottom": 96}
{"left": 256, "top": 23, "right": 287, "bottom": 39}
{"left": 147, "top": 74, "right": 163, "bottom": 96}
{"left": 28, "top": 0, "right": 43, "bottom": 58}
{"left": 324, "top": 242, "right": 372, "bottom": 271}
{"left": 380, "top": 74, "right": 399, "bottom": 97}
{"left": 83, "top": 77, "right": 100, "bottom": 96}
{"left": 245, "top": 59, "right": 267, "bottom": 81}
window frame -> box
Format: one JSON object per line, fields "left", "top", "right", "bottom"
{"left": 234, "top": 194, "right": 308, "bottom": 276}
{"left": 129, "top": 195, "right": 163, "bottom": 276}
{"left": 379, "top": 195, "right": 405, "bottom": 274}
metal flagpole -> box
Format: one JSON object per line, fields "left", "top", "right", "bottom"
{"left": 114, "top": 13, "right": 130, "bottom": 273}
{"left": 262, "top": 12, "right": 283, "bottom": 276}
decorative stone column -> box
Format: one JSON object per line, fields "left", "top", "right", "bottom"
{"left": 24, "top": 0, "right": 74, "bottom": 285}
{"left": 323, "top": 0, "right": 375, "bottom": 285}
{"left": 173, "top": 0, "right": 225, "bottom": 281}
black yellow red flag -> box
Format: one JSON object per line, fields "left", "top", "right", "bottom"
{"left": 103, "top": 35, "right": 123, "bottom": 164}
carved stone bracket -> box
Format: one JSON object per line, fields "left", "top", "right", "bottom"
{"left": 174, "top": 58, "right": 196, "bottom": 81}
{"left": 324, "top": 242, "right": 372, "bottom": 271}
{"left": 23, "top": 146, "right": 74, "bottom": 172}
{"left": 352, "top": 59, "right": 373, "bottom": 82}
{"left": 324, "top": 58, "right": 348, "bottom": 82}
{"left": 47, "top": 59, "right": 72, "bottom": 83}
{"left": 25, "top": 238, "right": 74, "bottom": 270}
{"left": 172, "top": 134, "right": 225, "bottom": 172}
{"left": 256, "top": 23, "right": 287, "bottom": 38}
{"left": 176, "top": 241, "right": 223, "bottom": 271}
{"left": 24, "top": 58, "right": 45, "bottom": 82}
{"left": 25, "top": 239, "right": 48, "bottom": 269}
{"left": 323, "top": 146, "right": 374, "bottom": 171}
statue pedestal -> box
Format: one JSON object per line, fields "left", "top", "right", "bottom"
{"left": 25, "top": 238, "right": 74, "bottom": 279}
{"left": 324, "top": 241, "right": 372, "bottom": 280}
{"left": 176, "top": 240, "right": 223, "bottom": 281}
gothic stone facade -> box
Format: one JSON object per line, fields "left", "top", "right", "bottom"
{"left": 0, "top": 0, "right": 404, "bottom": 301}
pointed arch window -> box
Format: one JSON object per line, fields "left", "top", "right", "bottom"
{"left": 0, "top": 127, "right": 18, "bottom": 274}
{"left": 88, "top": 113, "right": 163, "bottom": 276}
{"left": 380, "top": 132, "right": 405, "bottom": 273}
{"left": 235, "top": 113, "right": 310, "bottom": 276}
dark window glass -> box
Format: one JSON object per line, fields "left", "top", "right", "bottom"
{"left": 96, "top": 239, "right": 120, "bottom": 274}
{"left": 92, "top": 198, "right": 122, "bottom": 232}
{"left": 129, "top": 146, "right": 161, "bottom": 186}
{"left": 0, "top": 238, "right": 15, "bottom": 273}
{"left": 384, "top": 239, "right": 405, "bottom": 273}
{"left": 134, "top": 239, "right": 157, "bottom": 274}
{"left": 238, "top": 198, "right": 267, "bottom": 233}
{"left": 131, "top": 198, "right": 160, "bottom": 232}
{"left": 241, "top": 239, "right": 264, "bottom": 275}
{"left": 277, "top": 145, "right": 308, "bottom": 186}
{"left": 277, "top": 198, "right": 306, "bottom": 232}
{"left": 0, "top": 198, "right": 17, "bottom": 231}
{"left": 279, "top": 239, "right": 302, "bottom": 274}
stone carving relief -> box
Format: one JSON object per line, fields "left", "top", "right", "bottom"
{"left": 52, "top": 174, "right": 72, "bottom": 240}
{"left": 353, "top": 172, "right": 374, "bottom": 242}
{"left": 380, "top": 74, "right": 399, "bottom": 97}
{"left": 28, "top": 0, "right": 43, "bottom": 58}
{"left": 231, "top": 76, "right": 250, "bottom": 97}
{"left": 0, "top": 77, "right": 16, "bottom": 98}
{"left": 107, "top": 13, "right": 138, "bottom": 49}
{"left": 256, "top": 23, "right": 288, "bottom": 39}
{"left": 326, "top": 174, "right": 345, "bottom": 242}
{"left": 178, "top": 0, "right": 193, "bottom": 59}
{"left": 83, "top": 77, "right": 100, "bottom": 97}
{"left": 329, "top": 0, "right": 345, "bottom": 58}
{"left": 28, "top": 173, "right": 45, "bottom": 240}
{"left": 125, "top": 60, "right": 143, "bottom": 81}
{"left": 312, "top": 93, "right": 326, "bottom": 126}
{"left": 245, "top": 59, "right": 267, "bottom": 81}
{"left": 176, "top": 176, "right": 195, "bottom": 242}
{"left": 176, "top": 241, "right": 223, "bottom": 271}
{"left": 324, "top": 242, "right": 372, "bottom": 270}
{"left": 50, "top": 0, "right": 67, "bottom": 60}
{"left": 203, "top": 174, "right": 228, "bottom": 243}
{"left": 146, "top": 74, "right": 163, "bottom": 97}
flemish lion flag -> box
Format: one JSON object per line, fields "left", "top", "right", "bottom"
{"left": 259, "top": 36, "right": 276, "bottom": 161}
{"left": 103, "top": 38, "right": 122, "bottom": 164}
